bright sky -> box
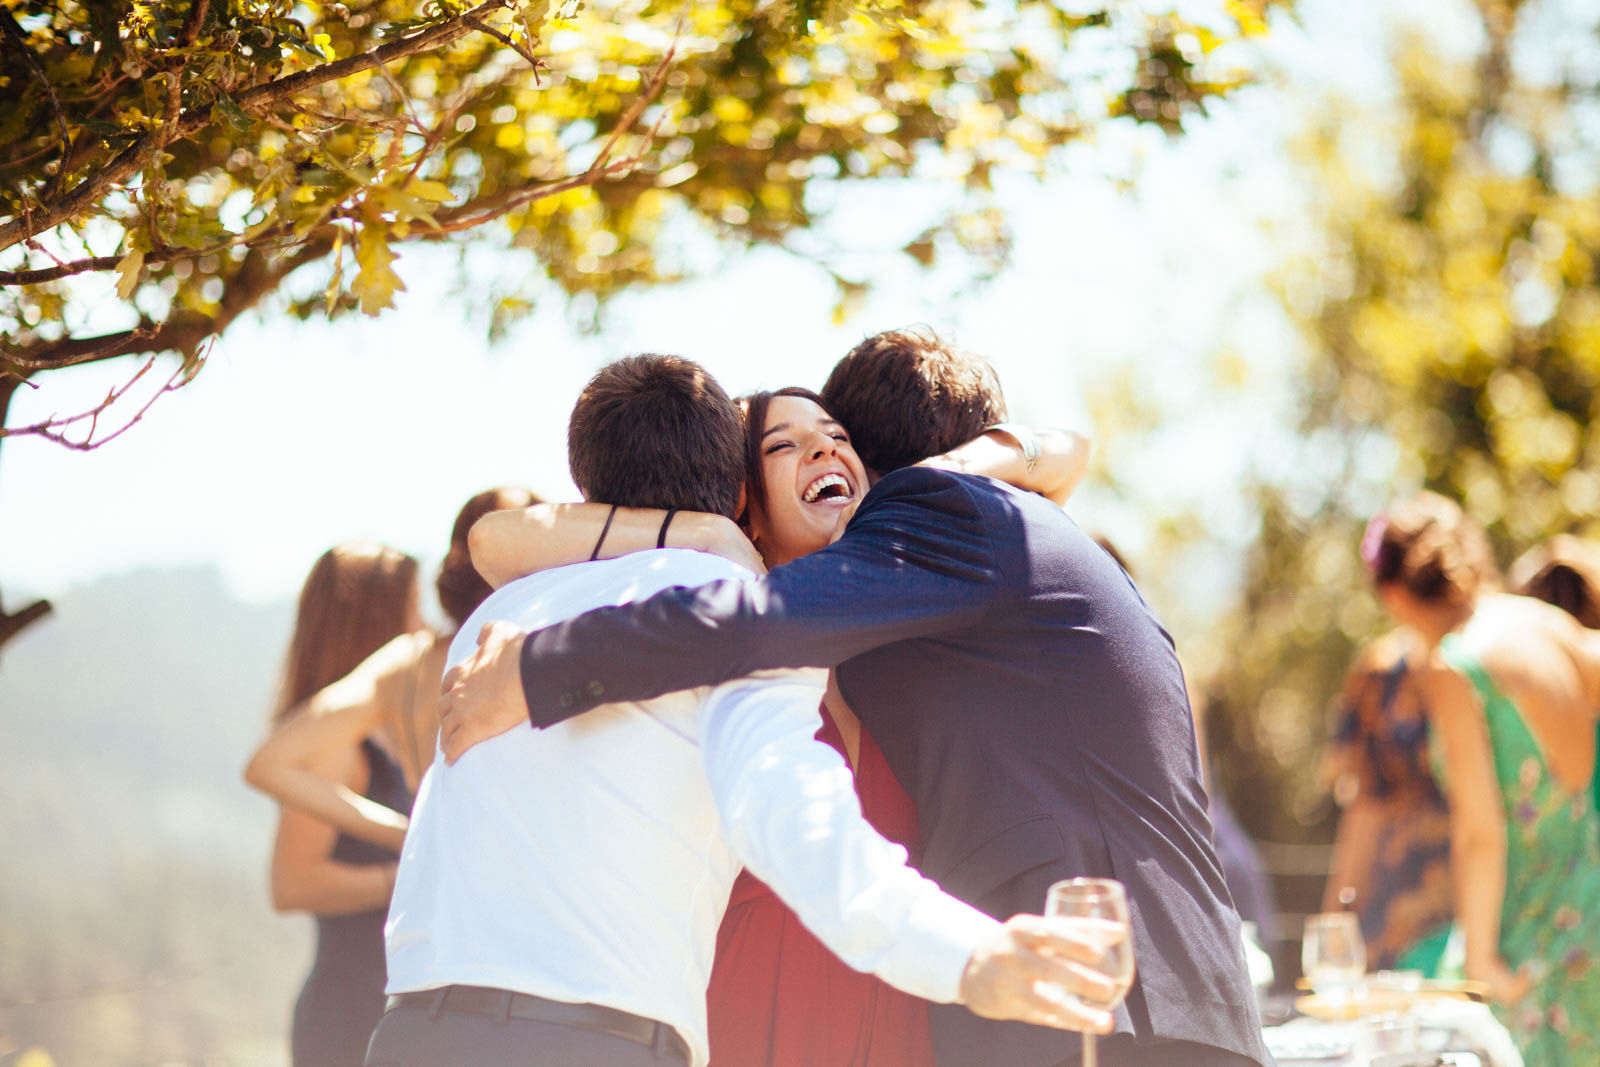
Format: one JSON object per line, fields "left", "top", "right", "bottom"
{"left": 0, "top": 0, "right": 1477, "bottom": 624}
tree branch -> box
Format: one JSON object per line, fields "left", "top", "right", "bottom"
{"left": 427, "top": 157, "right": 641, "bottom": 234}
{"left": 428, "top": 40, "right": 676, "bottom": 232}
{"left": 2, "top": 234, "right": 334, "bottom": 376}
{"left": 234, "top": 0, "right": 512, "bottom": 112}
{"left": 180, "top": 0, "right": 210, "bottom": 48}
{"left": 0, "top": 0, "right": 515, "bottom": 252}
{"left": 464, "top": 15, "right": 545, "bottom": 77}
{"left": 0, "top": 8, "right": 73, "bottom": 196}
{"left": 4, "top": 25, "right": 671, "bottom": 285}
{"left": 0, "top": 592, "right": 53, "bottom": 657}
{"left": 0, "top": 350, "right": 206, "bottom": 450}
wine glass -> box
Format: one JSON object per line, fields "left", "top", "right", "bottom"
{"left": 1301, "top": 912, "right": 1366, "bottom": 1006}
{"left": 1045, "top": 878, "right": 1135, "bottom": 1067}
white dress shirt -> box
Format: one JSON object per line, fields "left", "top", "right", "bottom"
{"left": 384, "top": 548, "right": 998, "bottom": 1067}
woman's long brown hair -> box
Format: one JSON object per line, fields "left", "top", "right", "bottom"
{"left": 434, "top": 486, "right": 540, "bottom": 628}
{"left": 274, "top": 543, "right": 420, "bottom": 722}
{"left": 1512, "top": 534, "right": 1600, "bottom": 629}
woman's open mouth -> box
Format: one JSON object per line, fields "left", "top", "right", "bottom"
{"left": 802, "top": 472, "right": 854, "bottom": 504}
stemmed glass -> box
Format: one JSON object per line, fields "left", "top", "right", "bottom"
{"left": 1045, "top": 878, "right": 1135, "bottom": 1067}
{"left": 1301, "top": 912, "right": 1366, "bottom": 1005}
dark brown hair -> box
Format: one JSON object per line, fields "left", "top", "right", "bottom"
{"left": 738, "top": 387, "right": 835, "bottom": 528}
{"left": 820, "top": 326, "right": 1007, "bottom": 473}
{"left": 1510, "top": 534, "right": 1600, "bottom": 628}
{"left": 276, "top": 543, "right": 419, "bottom": 721}
{"left": 568, "top": 354, "right": 745, "bottom": 519}
{"left": 436, "top": 486, "right": 540, "bottom": 627}
{"left": 1368, "top": 491, "right": 1498, "bottom": 605}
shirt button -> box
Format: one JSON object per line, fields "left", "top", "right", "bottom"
{"left": 587, "top": 681, "right": 605, "bottom": 698}
{"left": 558, "top": 693, "right": 574, "bottom": 708}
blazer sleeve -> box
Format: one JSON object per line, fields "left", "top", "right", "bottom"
{"left": 518, "top": 467, "right": 1001, "bottom": 727}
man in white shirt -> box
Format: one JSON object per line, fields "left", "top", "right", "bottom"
{"left": 366, "top": 355, "right": 1121, "bottom": 1067}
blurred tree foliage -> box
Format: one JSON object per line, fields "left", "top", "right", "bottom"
{"left": 0, "top": 0, "right": 1279, "bottom": 448}
{"left": 1205, "top": 0, "right": 1600, "bottom": 854}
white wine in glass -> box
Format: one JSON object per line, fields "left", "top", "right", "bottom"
{"left": 1045, "top": 878, "right": 1135, "bottom": 1067}
{"left": 1301, "top": 912, "right": 1366, "bottom": 1004}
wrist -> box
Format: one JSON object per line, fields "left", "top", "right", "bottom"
{"left": 1464, "top": 953, "right": 1504, "bottom": 979}
{"left": 675, "top": 511, "right": 725, "bottom": 551}
{"left": 984, "top": 423, "right": 1040, "bottom": 474}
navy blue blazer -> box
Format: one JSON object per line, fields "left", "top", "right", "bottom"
{"left": 517, "top": 467, "right": 1271, "bottom": 1066}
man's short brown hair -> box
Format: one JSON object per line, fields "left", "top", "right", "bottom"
{"left": 819, "top": 327, "right": 1007, "bottom": 473}
{"left": 568, "top": 354, "right": 745, "bottom": 518}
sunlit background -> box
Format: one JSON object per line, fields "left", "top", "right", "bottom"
{"left": 7, "top": 0, "right": 1596, "bottom": 1061}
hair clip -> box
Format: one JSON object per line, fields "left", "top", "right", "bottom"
{"left": 1360, "top": 513, "right": 1389, "bottom": 573}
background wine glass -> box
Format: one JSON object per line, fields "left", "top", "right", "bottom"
{"left": 1301, "top": 912, "right": 1366, "bottom": 1005}
{"left": 1045, "top": 877, "right": 1134, "bottom": 1067}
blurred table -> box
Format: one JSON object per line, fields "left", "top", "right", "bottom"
{"left": 1262, "top": 997, "right": 1522, "bottom": 1067}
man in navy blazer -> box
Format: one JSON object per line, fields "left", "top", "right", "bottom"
{"left": 440, "top": 329, "right": 1272, "bottom": 1067}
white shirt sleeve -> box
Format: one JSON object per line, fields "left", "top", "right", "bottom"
{"left": 699, "top": 669, "right": 1001, "bottom": 1003}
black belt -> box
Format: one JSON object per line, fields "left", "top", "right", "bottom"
{"left": 385, "top": 985, "right": 690, "bottom": 1062}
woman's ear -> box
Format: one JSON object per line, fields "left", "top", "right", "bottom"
{"left": 734, "top": 486, "right": 756, "bottom": 541}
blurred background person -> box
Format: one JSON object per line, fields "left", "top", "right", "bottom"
{"left": 1320, "top": 625, "right": 1454, "bottom": 974}
{"left": 244, "top": 486, "right": 536, "bottom": 1067}
{"left": 246, "top": 542, "right": 424, "bottom": 1067}
{"left": 1367, "top": 491, "right": 1600, "bottom": 1064}
{"left": 1511, "top": 535, "right": 1600, "bottom": 821}
{"left": 1509, "top": 535, "right": 1600, "bottom": 630}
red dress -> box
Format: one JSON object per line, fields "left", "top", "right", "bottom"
{"left": 706, "top": 703, "right": 935, "bottom": 1067}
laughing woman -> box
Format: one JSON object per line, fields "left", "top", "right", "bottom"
{"left": 466, "top": 387, "right": 1088, "bottom": 1066}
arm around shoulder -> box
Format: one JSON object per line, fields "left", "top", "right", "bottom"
{"left": 513, "top": 466, "right": 1002, "bottom": 727}
{"left": 925, "top": 425, "right": 1091, "bottom": 506}
{"left": 470, "top": 503, "right": 761, "bottom": 588}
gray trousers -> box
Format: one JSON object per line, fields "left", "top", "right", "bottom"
{"left": 364, "top": 1000, "right": 688, "bottom": 1067}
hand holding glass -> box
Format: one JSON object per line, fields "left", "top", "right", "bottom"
{"left": 1046, "top": 878, "right": 1135, "bottom": 1067}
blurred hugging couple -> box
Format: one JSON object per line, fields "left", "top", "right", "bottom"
{"left": 369, "top": 329, "right": 1273, "bottom": 1067}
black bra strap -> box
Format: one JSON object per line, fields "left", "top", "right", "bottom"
{"left": 589, "top": 504, "right": 620, "bottom": 561}
{"left": 656, "top": 508, "right": 680, "bottom": 549}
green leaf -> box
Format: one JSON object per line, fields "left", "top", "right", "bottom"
{"left": 215, "top": 92, "right": 251, "bottom": 131}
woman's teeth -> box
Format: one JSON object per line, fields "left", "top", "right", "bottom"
{"left": 803, "top": 473, "right": 851, "bottom": 503}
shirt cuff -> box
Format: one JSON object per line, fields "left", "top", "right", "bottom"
{"left": 519, "top": 626, "right": 587, "bottom": 727}
{"left": 879, "top": 888, "right": 1002, "bottom": 1004}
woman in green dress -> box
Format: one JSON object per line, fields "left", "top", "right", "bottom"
{"left": 1366, "top": 492, "right": 1600, "bottom": 1066}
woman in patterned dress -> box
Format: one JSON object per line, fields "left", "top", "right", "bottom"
{"left": 1322, "top": 628, "right": 1455, "bottom": 973}
{"left": 1366, "top": 492, "right": 1600, "bottom": 1065}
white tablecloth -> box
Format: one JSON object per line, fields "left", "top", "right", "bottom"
{"left": 1263, "top": 998, "right": 1522, "bottom": 1067}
